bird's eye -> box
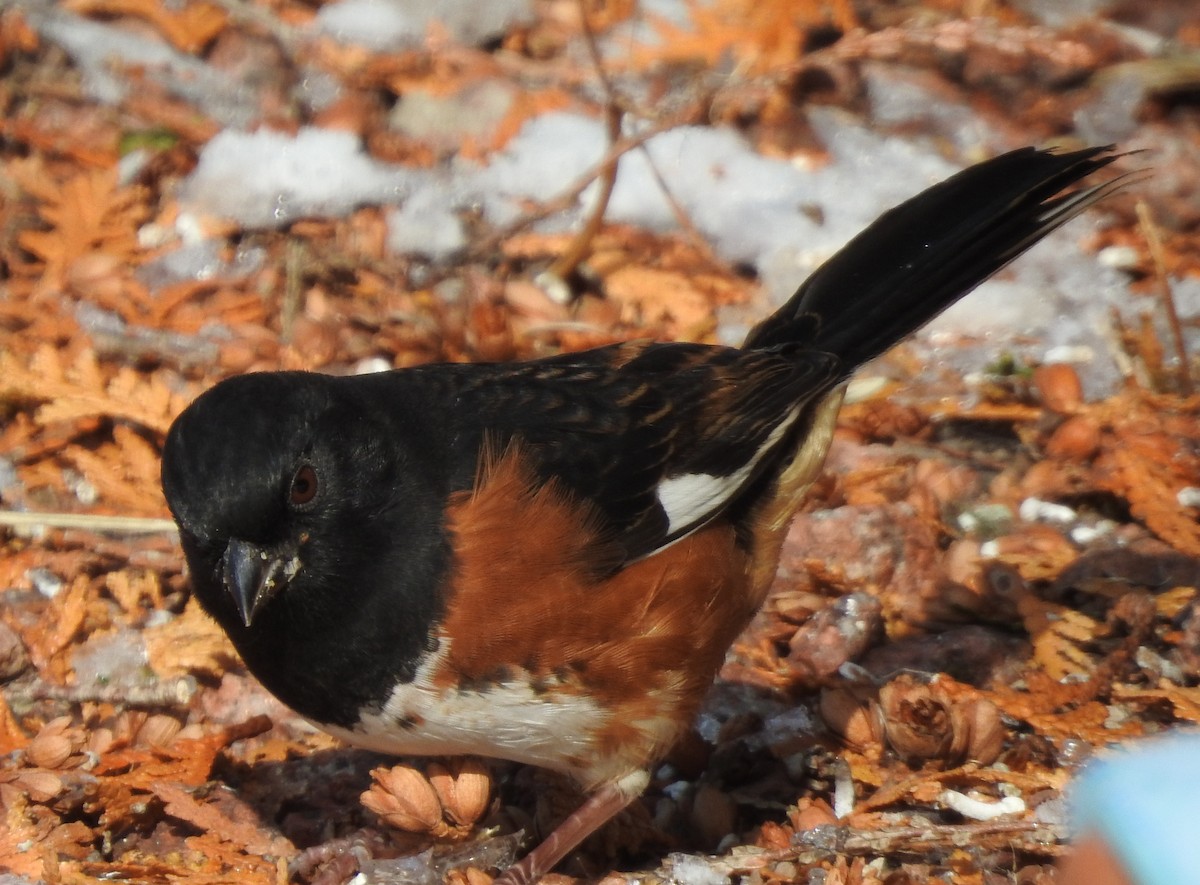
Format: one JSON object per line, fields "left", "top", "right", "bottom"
{"left": 289, "top": 464, "right": 319, "bottom": 507}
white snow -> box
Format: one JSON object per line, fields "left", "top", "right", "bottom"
{"left": 315, "top": 0, "right": 534, "bottom": 50}
{"left": 665, "top": 854, "right": 730, "bottom": 885}
{"left": 386, "top": 185, "right": 467, "bottom": 260}
{"left": 172, "top": 105, "right": 1136, "bottom": 391}
{"left": 29, "top": 5, "right": 252, "bottom": 127}
{"left": 28, "top": 0, "right": 1144, "bottom": 392}
{"left": 181, "top": 128, "right": 417, "bottom": 228}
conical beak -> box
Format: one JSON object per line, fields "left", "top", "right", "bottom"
{"left": 222, "top": 539, "right": 299, "bottom": 627}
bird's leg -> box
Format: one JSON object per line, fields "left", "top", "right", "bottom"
{"left": 493, "top": 771, "right": 649, "bottom": 885}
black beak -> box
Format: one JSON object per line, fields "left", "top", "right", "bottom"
{"left": 222, "top": 539, "right": 299, "bottom": 627}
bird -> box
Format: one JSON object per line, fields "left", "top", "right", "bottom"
{"left": 161, "top": 145, "right": 1125, "bottom": 884}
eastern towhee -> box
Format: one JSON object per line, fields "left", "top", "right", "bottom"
{"left": 161, "top": 146, "right": 1125, "bottom": 883}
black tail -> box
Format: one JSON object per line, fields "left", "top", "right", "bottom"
{"left": 745, "top": 146, "right": 1127, "bottom": 369}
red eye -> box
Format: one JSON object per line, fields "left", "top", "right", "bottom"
{"left": 289, "top": 465, "right": 318, "bottom": 506}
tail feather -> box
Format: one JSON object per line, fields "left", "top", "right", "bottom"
{"left": 744, "top": 146, "right": 1126, "bottom": 369}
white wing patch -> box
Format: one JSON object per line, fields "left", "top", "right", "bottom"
{"left": 655, "top": 405, "right": 801, "bottom": 535}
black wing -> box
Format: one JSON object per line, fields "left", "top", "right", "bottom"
{"left": 382, "top": 341, "right": 843, "bottom": 565}
{"left": 350, "top": 146, "right": 1127, "bottom": 570}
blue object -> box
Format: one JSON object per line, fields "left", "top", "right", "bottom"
{"left": 1072, "top": 731, "right": 1200, "bottom": 885}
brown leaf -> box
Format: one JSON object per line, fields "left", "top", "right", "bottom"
{"left": 602, "top": 265, "right": 715, "bottom": 341}
{"left": 1111, "top": 684, "right": 1200, "bottom": 724}
{"left": 105, "top": 568, "right": 166, "bottom": 619}
{"left": 0, "top": 346, "right": 195, "bottom": 438}
{"left": 64, "top": 0, "right": 229, "bottom": 53}
{"left": 144, "top": 598, "right": 239, "bottom": 680}
{"left": 27, "top": 574, "right": 92, "bottom": 673}
{"left": 1092, "top": 389, "right": 1200, "bottom": 556}
{"left": 1033, "top": 363, "right": 1084, "bottom": 414}
{"left": 0, "top": 693, "right": 29, "bottom": 754}
{"left": 627, "top": 0, "right": 854, "bottom": 74}
{"left": 1044, "top": 414, "right": 1102, "bottom": 460}
{"left": 150, "top": 781, "right": 292, "bottom": 857}
{"left": 10, "top": 161, "right": 148, "bottom": 294}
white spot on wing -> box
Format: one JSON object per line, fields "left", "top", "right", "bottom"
{"left": 656, "top": 473, "right": 740, "bottom": 535}
{"left": 655, "top": 405, "right": 801, "bottom": 534}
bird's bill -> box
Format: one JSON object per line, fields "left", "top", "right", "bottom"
{"left": 222, "top": 538, "right": 299, "bottom": 627}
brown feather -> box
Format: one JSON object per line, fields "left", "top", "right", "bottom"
{"left": 435, "top": 444, "right": 760, "bottom": 787}
{"left": 743, "top": 387, "right": 847, "bottom": 595}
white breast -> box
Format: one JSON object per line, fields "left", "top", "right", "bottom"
{"left": 316, "top": 639, "right": 608, "bottom": 775}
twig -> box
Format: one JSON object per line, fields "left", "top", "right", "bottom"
{"left": 597, "top": 8, "right": 719, "bottom": 267}
{"left": 465, "top": 108, "right": 702, "bottom": 264}
{"left": 1136, "top": 199, "right": 1192, "bottom": 395}
{"left": 807, "top": 819, "right": 1068, "bottom": 859}
{"left": 539, "top": 3, "right": 720, "bottom": 296}
{"left": 7, "top": 674, "right": 198, "bottom": 708}
{"left": 638, "top": 143, "right": 721, "bottom": 266}
{"left": 281, "top": 238, "right": 305, "bottom": 343}
{"left": 0, "top": 510, "right": 179, "bottom": 534}
{"left": 208, "top": 0, "right": 300, "bottom": 49}
{"left": 538, "top": 2, "right": 623, "bottom": 301}
{"left": 644, "top": 818, "right": 1068, "bottom": 880}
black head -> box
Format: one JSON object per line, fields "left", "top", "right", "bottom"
{"left": 161, "top": 371, "right": 452, "bottom": 724}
